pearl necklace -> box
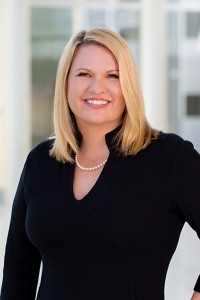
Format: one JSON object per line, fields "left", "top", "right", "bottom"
{"left": 75, "top": 154, "right": 108, "bottom": 171}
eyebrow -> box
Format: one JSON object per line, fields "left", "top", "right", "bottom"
{"left": 75, "top": 68, "right": 119, "bottom": 73}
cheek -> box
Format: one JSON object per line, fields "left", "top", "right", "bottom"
{"left": 118, "top": 95, "right": 126, "bottom": 115}
{"left": 67, "top": 89, "right": 73, "bottom": 110}
{"left": 67, "top": 93, "right": 76, "bottom": 116}
{"left": 109, "top": 83, "right": 124, "bottom": 99}
{"left": 67, "top": 82, "right": 77, "bottom": 106}
{"left": 108, "top": 86, "right": 125, "bottom": 111}
{"left": 119, "top": 101, "right": 126, "bottom": 116}
{"left": 68, "top": 80, "right": 86, "bottom": 100}
{"left": 116, "top": 89, "right": 125, "bottom": 108}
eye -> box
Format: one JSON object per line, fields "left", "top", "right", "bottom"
{"left": 77, "top": 72, "right": 90, "bottom": 77}
{"left": 107, "top": 73, "right": 119, "bottom": 79}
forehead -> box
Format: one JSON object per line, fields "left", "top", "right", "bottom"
{"left": 71, "top": 44, "right": 118, "bottom": 69}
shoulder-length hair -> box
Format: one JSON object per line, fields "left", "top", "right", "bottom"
{"left": 50, "top": 27, "right": 158, "bottom": 163}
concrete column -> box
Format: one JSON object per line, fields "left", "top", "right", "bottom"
{"left": 140, "top": 0, "right": 168, "bottom": 131}
{"left": 2, "top": 0, "right": 31, "bottom": 203}
{"left": 0, "top": 0, "right": 6, "bottom": 199}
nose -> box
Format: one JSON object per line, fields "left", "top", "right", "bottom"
{"left": 89, "top": 76, "right": 105, "bottom": 95}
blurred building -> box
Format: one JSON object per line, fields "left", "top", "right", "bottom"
{"left": 0, "top": 0, "right": 200, "bottom": 299}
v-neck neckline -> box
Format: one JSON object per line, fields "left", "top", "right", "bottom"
{"left": 70, "top": 152, "right": 112, "bottom": 202}
{"left": 67, "top": 125, "right": 121, "bottom": 203}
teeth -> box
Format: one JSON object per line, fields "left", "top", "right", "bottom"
{"left": 86, "top": 99, "right": 109, "bottom": 105}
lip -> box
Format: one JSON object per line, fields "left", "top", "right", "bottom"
{"left": 84, "top": 98, "right": 111, "bottom": 108}
{"left": 84, "top": 98, "right": 111, "bottom": 102}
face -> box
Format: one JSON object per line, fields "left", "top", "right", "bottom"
{"left": 67, "top": 44, "right": 125, "bottom": 131}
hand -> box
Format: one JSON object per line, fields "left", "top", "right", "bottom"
{"left": 191, "top": 291, "right": 200, "bottom": 300}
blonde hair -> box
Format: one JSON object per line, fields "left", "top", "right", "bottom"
{"left": 50, "top": 27, "right": 158, "bottom": 163}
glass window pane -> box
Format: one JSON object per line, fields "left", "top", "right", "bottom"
{"left": 31, "top": 0, "right": 140, "bottom": 2}
{"left": 84, "top": 9, "right": 140, "bottom": 66}
{"left": 187, "top": 13, "right": 200, "bottom": 38}
{"left": 166, "top": 0, "right": 200, "bottom": 3}
{"left": 187, "top": 96, "right": 200, "bottom": 116}
{"left": 167, "top": 11, "right": 200, "bottom": 150}
{"left": 84, "top": 10, "right": 106, "bottom": 27}
{"left": 119, "top": 0, "right": 140, "bottom": 2}
{"left": 167, "top": 12, "right": 179, "bottom": 130}
{"left": 31, "top": 8, "right": 72, "bottom": 146}
{"left": 116, "top": 10, "right": 140, "bottom": 67}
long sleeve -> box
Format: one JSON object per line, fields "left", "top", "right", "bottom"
{"left": 0, "top": 156, "right": 41, "bottom": 300}
{"left": 1, "top": 133, "right": 200, "bottom": 300}
{"left": 170, "top": 140, "right": 200, "bottom": 292}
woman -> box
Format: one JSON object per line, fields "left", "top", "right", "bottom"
{"left": 1, "top": 28, "right": 200, "bottom": 300}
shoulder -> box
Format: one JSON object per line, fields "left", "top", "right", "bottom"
{"left": 151, "top": 131, "right": 200, "bottom": 163}
{"left": 27, "top": 138, "right": 56, "bottom": 166}
{"left": 155, "top": 131, "right": 183, "bottom": 147}
{"left": 156, "top": 131, "right": 198, "bottom": 151}
{"left": 143, "top": 131, "right": 184, "bottom": 156}
{"left": 30, "top": 138, "right": 54, "bottom": 154}
{"left": 138, "top": 131, "right": 200, "bottom": 167}
{"left": 150, "top": 131, "right": 188, "bottom": 154}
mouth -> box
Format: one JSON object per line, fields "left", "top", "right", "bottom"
{"left": 85, "top": 99, "right": 110, "bottom": 106}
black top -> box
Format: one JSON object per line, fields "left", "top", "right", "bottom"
{"left": 1, "top": 127, "right": 200, "bottom": 300}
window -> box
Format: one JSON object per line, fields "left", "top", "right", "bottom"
{"left": 187, "top": 13, "right": 200, "bottom": 38}
{"left": 31, "top": 8, "right": 72, "bottom": 145}
{"left": 187, "top": 95, "right": 200, "bottom": 116}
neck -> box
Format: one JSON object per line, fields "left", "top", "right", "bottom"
{"left": 76, "top": 122, "right": 119, "bottom": 161}
{"left": 79, "top": 126, "right": 109, "bottom": 157}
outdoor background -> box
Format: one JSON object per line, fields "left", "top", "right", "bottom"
{"left": 0, "top": 0, "right": 200, "bottom": 299}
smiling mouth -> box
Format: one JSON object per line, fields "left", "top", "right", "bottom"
{"left": 85, "top": 99, "right": 109, "bottom": 105}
